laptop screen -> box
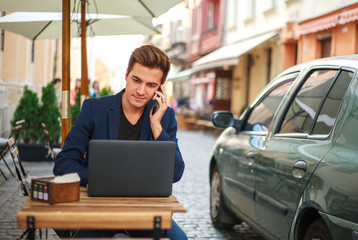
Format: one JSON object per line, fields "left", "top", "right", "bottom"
{"left": 88, "top": 140, "right": 175, "bottom": 197}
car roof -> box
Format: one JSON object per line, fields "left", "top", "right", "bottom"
{"left": 278, "top": 54, "right": 358, "bottom": 77}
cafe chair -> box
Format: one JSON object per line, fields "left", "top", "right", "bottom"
{"left": 0, "top": 137, "right": 11, "bottom": 181}
{"left": 0, "top": 119, "right": 25, "bottom": 180}
{"left": 41, "top": 123, "right": 61, "bottom": 160}
{"left": 0, "top": 166, "right": 7, "bottom": 180}
{"left": 6, "top": 137, "right": 29, "bottom": 196}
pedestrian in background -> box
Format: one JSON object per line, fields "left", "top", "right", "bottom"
{"left": 70, "top": 79, "right": 81, "bottom": 106}
{"left": 52, "top": 78, "right": 62, "bottom": 108}
{"left": 89, "top": 80, "right": 99, "bottom": 97}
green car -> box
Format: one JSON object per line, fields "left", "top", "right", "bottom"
{"left": 209, "top": 55, "right": 358, "bottom": 240}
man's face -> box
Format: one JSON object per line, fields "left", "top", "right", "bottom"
{"left": 124, "top": 62, "right": 163, "bottom": 110}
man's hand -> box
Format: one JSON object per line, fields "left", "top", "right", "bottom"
{"left": 150, "top": 84, "right": 167, "bottom": 139}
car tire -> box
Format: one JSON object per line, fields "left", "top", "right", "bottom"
{"left": 210, "top": 166, "right": 241, "bottom": 229}
{"left": 303, "top": 218, "right": 332, "bottom": 240}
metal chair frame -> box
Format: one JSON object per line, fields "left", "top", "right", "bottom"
{"left": 0, "top": 119, "right": 25, "bottom": 180}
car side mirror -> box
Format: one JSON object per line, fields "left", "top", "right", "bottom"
{"left": 212, "top": 111, "right": 243, "bottom": 131}
{"left": 211, "top": 111, "right": 233, "bottom": 127}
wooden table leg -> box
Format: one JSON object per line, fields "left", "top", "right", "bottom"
{"left": 153, "top": 216, "right": 161, "bottom": 240}
{"left": 27, "top": 216, "right": 35, "bottom": 240}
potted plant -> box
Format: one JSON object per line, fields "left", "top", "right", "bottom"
{"left": 40, "top": 83, "right": 61, "bottom": 146}
{"left": 12, "top": 86, "right": 42, "bottom": 143}
{"left": 12, "top": 84, "right": 61, "bottom": 161}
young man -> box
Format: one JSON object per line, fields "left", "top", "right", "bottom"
{"left": 53, "top": 44, "right": 187, "bottom": 239}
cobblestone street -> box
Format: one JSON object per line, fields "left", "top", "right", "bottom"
{"left": 0, "top": 130, "right": 265, "bottom": 239}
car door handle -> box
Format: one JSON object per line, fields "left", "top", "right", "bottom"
{"left": 247, "top": 152, "right": 255, "bottom": 159}
{"left": 247, "top": 152, "right": 255, "bottom": 166}
{"left": 292, "top": 160, "right": 307, "bottom": 178}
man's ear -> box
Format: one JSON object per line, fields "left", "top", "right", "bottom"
{"left": 125, "top": 69, "right": 129, "bottom": 81}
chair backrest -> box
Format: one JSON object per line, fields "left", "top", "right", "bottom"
{"left": 10, "top": 119, "right": 25, "bottom": 141}
{"left": 6, "top": 137, "right": 29, "bottom": 196}
{"left": 6, "top": 138, "right": 22, "bottom": 165}
{"left": 41, "top": 123, "right": 55, "bottom": 160}
{"left": 0, "top": 120, "right": 25, "bottom": 182}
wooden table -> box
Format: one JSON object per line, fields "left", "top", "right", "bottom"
{"left": 17, "top": 187, "right": 186, "bottom": 239}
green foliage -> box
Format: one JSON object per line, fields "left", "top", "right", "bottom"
{"left": 70, "top": 88, "right": 81, "bottom": 126}
{"left": 40, "top": 83, "right": 61, "bottom": 144}
{"left": 99, "top": 86, "right": 113, "bottom": 97}
{"left": 12, "top": 86, "right": 42, "bottom": 144}
{"left": 12, "top": 84, "right": 62, "bottom": 144}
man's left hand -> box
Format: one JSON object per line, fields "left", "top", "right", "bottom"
{"left": 150, "top": 84, "right": 167, "bottom": 139}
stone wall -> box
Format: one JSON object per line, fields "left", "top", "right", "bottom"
{"left": 0, "top": 80, "right": 10, "bottom": 137}
{"left": 0, "top": 80, "right": 43, "bottom": 138}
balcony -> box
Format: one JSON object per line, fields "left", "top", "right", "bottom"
{"left": 200, "top": 27, "right": 221, "bottom": 55}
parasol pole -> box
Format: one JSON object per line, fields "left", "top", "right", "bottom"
{"left": 80, "top": 0, "right": 89, "bottom": 106}
{"left": 61, "top": 0, "right": 71, "bottom": 147}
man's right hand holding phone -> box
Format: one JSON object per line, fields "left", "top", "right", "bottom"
{"left": 150, "top": 84, "right": 167, "bottom": 139}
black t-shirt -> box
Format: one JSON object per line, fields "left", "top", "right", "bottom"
{"left": 118, "top": 106, "right": 143, "bottom": 140}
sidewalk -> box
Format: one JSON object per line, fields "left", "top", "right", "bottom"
{"left": 0, "top": 131, "right": 264, "bottom": 239}
{"left": 0, "top": 154, "right": 59, "bottom": 239}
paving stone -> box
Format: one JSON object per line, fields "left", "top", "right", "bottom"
{"left": 0, "top": 131, "right": 265, "bottom": 240}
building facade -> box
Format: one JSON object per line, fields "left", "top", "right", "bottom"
{"left": 181, "top": 0, "right": 358, "bottom": 117}
{"left": 282, "top": 2, "right": 358, "bottom": 69}
{"left": 186, "top": 0, "right": 226, "bottom": 119}
{"left": 0, "top": 31, "right": 60, "bottom": 137}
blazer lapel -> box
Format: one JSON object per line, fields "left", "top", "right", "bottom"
{"left": 108, "top": 91, "right": 123, "bottom": 140}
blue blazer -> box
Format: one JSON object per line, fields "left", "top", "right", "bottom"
{"left": 53, "top": 89, "right": 185, "bottom": 186}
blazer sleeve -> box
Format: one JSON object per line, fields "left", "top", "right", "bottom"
{"left": 156, "top": 108, "right": 185, "bottom": 183}
{"left": 53, "top": 99, "right": 93, "bottom": 186}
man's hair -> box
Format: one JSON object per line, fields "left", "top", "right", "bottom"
{"left": 52, "top": 78, "right": 61, "bottom": 85}
{"left": 127, "top": 44, "right": 170, "bottom": 84}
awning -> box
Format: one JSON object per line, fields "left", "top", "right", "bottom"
{"left": 299, "top": 8, "right": 358, "bottom": 35}
{"left": 167, "top": 68, "right": 194, "bottom": 83}
{"left": 192, "top": 31, "right": 278, "bottom": 72}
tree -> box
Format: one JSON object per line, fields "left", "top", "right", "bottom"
{"left": 40, "top": 83, "right": 61, "bottom": 144}
{"left": 99, "top": 86, "right": 114, "bottom": 97}
{"left": 12, "top": 86, "right": 42, "bottom": 143}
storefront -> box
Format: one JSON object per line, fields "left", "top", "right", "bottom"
{"left": 281, "top": 3, "right": 358, "bottom": 70}
{"left": 192, "top": 31, "right": 280, "bottom": 115}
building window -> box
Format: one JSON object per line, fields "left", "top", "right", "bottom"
{"left": 1, "top": 12, "right": 5, "bottom": 51}
{"left": 320, "top": 38, "right": 331, "bottom": 58}
{"left": 263, "top": 0, "right": 275, "bottom": 12}
{"left": 170, "top": 21, "right": 175, "bottom": 44}
{"left": 176, "top": 20, "right": 183, "bottom": 42}
{"left": 227, "top": 0, "right": 238, "bottom": 29}
{"left": 317, "top": 32, "right": 331, "bottom": 58}
{"left": 216, "top": 78, "right": 231, "bottom": 100}
{"left": 244, "top": 0, "right": 255, "bottom": 21}
{"left": 208, "top": 2, "right": 214, "bottom": 30}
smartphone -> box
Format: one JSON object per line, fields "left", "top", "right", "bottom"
{"left": 152, "top": 88, "right": 162, "bottom": 115}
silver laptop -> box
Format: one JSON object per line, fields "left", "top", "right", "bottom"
{"left": 88, "top": 140, "right": 175, "bottom": 197}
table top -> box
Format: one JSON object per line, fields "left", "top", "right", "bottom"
{"left": 17, "top": 187, "right": 186, "bottom": 230}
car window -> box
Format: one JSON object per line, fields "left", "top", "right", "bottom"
{"left": 242, "top": 73, "right": 298, "bottom": 132}
{"left": 279, "top": 69, "right": 338, "bottom": 134}
{"left": 311, "top": 70, "right": 354, "bottom": 135}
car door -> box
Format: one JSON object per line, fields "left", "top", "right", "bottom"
{"left": 221, "top": 72, "right": 298, "bottom": 220}
{"left": 254, "top": 68, "right": 355, "bottom": 239}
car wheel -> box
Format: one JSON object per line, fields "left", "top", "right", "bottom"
{"left": 303, "top": 218, "right": 332, "bottom": 240}
{"left": 210, "top": 166, "right": 241, "bottom": 229}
